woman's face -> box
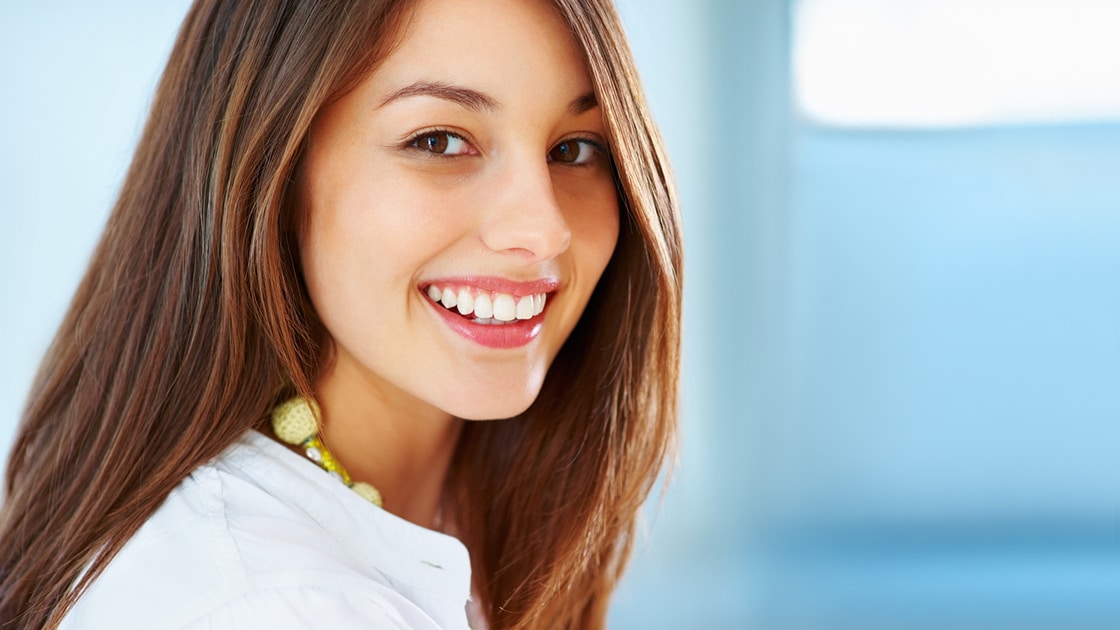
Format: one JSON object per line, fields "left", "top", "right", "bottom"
{"left": 299, "top": 0, "right": 619, "bottom": 420}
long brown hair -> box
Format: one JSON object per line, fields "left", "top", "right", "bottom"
{"left": 0, "top": 1, "right": 681, "bottom": 628}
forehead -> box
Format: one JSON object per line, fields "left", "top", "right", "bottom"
{"left": 369, "top": 0, "right": 594, "bottom": 106}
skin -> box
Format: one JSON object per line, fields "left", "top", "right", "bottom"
{"left": 297, "top": 0, "right": 620, "bottom": 527}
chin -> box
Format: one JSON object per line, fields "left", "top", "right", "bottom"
{"left": 453, "top": 399, "right": 538, "bottom": 422}
{"left": 430, "top": 360, "right": 552, "bottom": 420}
{"left": 441, "top": 383, "right": 543, "bottom": 421}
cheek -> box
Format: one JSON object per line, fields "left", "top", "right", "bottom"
{"left": 570, "top": 190, "right": 621, "bottom": 275}
{"left": 361, "top": 169, "right": 484, "bottom": 256}
{"left": 300, "top": 174, "right": 465, "bottom": 287}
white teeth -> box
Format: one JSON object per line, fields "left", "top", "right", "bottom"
{"left": 439, "top": 286, "right": 457, "bottom": 309}
{"left": 515, "top": 296, "right": 534, "bottom": 320}
{"left": 493, "top": 294, "right": 516, "bottom": 322}
{"left": 456, "top": 289, "right": 474, "bottom": 316}
{"left": 474, "top": 294, "right": 493, "bottom": 319}
{"left": 426, "top": 286, "right": 548, "bottom": 322}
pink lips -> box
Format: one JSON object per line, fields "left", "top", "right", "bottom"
{"left": 422, "top": 276, "right": 557, "bottom": 349}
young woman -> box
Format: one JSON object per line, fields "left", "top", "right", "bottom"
{"left": 0, "top": 0, "right": 681, "bottom": 628}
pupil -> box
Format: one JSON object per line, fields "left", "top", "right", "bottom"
{"left": 426, "top": 134, "right": 447, "bottom": 153}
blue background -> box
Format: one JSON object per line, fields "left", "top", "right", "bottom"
{"left": 2, "top": 2, "right": 1118, "bottom": 628}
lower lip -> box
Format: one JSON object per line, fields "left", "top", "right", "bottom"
{"left": 425, "top": 296, "right": 547, "bottom": 349}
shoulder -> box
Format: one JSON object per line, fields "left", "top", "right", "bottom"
{"left": 67, "top": 579, "right": 432, "bottom": 630}
{"left": 59, "top": 432, "right": 468, "bottom": 630}
{"left": 184, "top": 584, "right": 439, "bottom": 629}
{"left": 67, "top": 583, "right": 426, "bottom": 629}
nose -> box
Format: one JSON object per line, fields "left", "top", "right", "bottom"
{"left": 479, "top": 158, "right": 572, "bottom": 261}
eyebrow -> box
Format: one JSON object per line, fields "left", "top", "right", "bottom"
{"left": 380, "top": 81, "right": 499, "bottom": 111}
{"left": 569, "top": 92, "right": 599, "bottom": 115}
{"left": 380, "top": 80, "right": 599, "bottom": 116}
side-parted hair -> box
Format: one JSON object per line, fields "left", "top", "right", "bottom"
{"left": 0, "top": 1, "right": 681, "bottom": 628}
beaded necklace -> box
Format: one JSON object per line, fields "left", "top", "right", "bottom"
{"left": 270, "top": 396, "right": 383, "bottom": 506}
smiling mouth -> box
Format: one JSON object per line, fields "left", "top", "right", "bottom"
{"left": 424, "top": 285, "right": 547, "bottom": 324}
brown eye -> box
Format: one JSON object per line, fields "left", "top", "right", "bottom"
{"left": 548, "top": 140, "right": 580, "bottom": 163}
{"left": 550, "top": 140, "right": 590, "bottom": 164}
{"left": 409, "top": 131, "right": 472, "bottom": 156}
{"left": 548, "top": 138, "right": 604, "bottom": 165}
{"left": 420, "top": 134, "right": 448, "bottom": 153}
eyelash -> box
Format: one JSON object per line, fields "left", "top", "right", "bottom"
{"left": 549, "top": 136, "right": 609, "bottom": 167}
{"left": 404, "top": 128, "right": 476, "bottom": 157}
{"left": 402, "top": 129, "right": 609, "bottom": 166}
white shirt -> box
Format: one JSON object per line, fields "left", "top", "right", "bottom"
{"left": 60, "top": 431, "right": 474, "bottom": 629}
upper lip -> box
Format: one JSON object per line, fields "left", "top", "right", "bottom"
{"left": 419, "top": 275, "right": 560, "bottom": 296}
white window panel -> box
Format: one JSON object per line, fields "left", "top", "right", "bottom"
{"left": 794, "top": 0, "right": 1120, "bottom": 127}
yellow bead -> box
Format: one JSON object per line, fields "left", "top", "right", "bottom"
{"left": 351, "top": 481, "right": 383, "bottom": 506}
{"left": 270, "top": 396, "right": 319, "bottom": 445}
{"left": 307, "top": 436, "right": 351, "bottom": 484}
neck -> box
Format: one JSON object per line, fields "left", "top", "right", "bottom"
{"left": 314, "top": 355, "right": 463, "bottom": 530}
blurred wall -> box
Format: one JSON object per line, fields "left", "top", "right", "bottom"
{"left": 610, "top": 1, "right": 1120, "bottom": 629}
{"left": 0, "top": 2, "right": 196, "bottom": 464}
